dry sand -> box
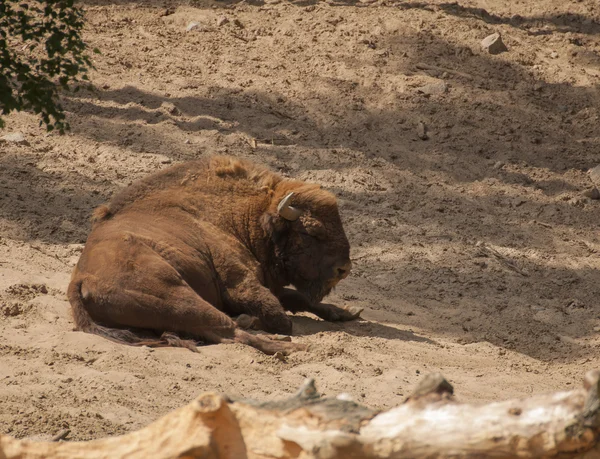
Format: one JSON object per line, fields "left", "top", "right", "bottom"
{"left": 1, "top": 0, "right": 600, "bottom": 441}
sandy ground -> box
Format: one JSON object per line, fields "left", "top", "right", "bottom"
{"left": 1, "top": 0, "right": 600, "bottom": 442}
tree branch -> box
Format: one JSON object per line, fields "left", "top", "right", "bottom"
{"left": 2, "top": 371, "right": 600, "bottom": 458}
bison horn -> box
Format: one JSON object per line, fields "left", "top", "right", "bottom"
{"left": 277, "top": 192, "right": 302, "bottom": 221}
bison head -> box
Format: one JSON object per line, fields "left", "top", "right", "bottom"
{"left": 262, "top": 184, "right": 352, "bottom": 305}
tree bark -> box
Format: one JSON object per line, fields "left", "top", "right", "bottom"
{"left": 2, "top": 371, "right": 600, "bottom": 459}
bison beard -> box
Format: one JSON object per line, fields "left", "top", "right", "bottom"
{"left": 67, "top": 156, "right": 361, "bottom": 355}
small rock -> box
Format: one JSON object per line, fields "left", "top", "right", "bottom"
{"left": 417, "top": 121, "right": 428, "bottom": 140}
{"left": 186, "top": 22, "right": 206, "bottom": 32}
{"left": 583, "top": 187, "right": 600, "bottom": 200}
{"left": 159, "top": 8, "right": 175, "bottom": 17}
{"left": 588, "top": 165, "right": 600, "bottom": 185}
{"left": 184, "top": 139, "right": 191, "bottom": 144}
{"left": 273, "top": 351, "right": 287, "bottom": 362}
{"left": 481, "top": 33, "right": 508, "bottom": 55}
{"left": 417, "top": 81, "right": 447, "bottom": 95}
{"left": 216, "top": 16, "right": 229, "bottom": 27}
{"left": 232, "top": 18, "right": 244, "bottom": 29}
{"left": 1, "top": 132, "right": 28, "bottom": 145}
{"left": 550, "top": 51, "right": 558, "bottom": 59}
{"left": 493, "top": 161, "right": 505, "bottom": 170}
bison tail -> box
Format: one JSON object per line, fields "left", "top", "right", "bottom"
{"left": 67, "top": 280, "right": 198, "bottom": 352}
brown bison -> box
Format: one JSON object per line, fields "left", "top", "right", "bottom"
{"left": 67, "top": 156, "right": 361, "bottom": 355}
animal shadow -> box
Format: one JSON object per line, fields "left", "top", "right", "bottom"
{"left": 290, "top": 313, "right": 437, "bottom": 345}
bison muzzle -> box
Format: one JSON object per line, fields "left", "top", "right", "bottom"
{"left": 67, "top": 156, "right": 361, "bottom": 355}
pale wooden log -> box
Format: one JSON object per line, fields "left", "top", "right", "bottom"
{"left": 2, "top": 372, "right": 600, "bottom": 459}
{"left": 0, "top": 392, "right": 244, "bottom": 459}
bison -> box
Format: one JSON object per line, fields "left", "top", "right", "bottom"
{"left": 67, "top": 156, "right": 361, "bottom": 355}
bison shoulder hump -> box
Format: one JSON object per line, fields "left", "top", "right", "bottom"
{"left": 210, "top": 156, "right": 282, "bottom": 190}
{"left": 91, "top": 204, "right": 112, "bottom": 224}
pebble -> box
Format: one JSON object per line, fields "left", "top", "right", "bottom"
{"left": 493, "top": 161, "right": 505, "bottom": 170}
{"left": 274, "top": 351, "right": 287, "bottom": 362}
{"left": 160, "top": 8, "right": 175, "bottom": 17}
{"left": 481, "top": 33, "right": 508, "bottom": 55}
{"left": 550, "top": 51, "right": 558, "bottom": 59}
{"left": 582, "top": 187, "right": 600, "bottom": 200}
{"left": 1, "top": 132, "right": 28, "bottom": 145}
{"left": 417, "top": 81, "right": 447, "bottom": 95}
{"left": 417, "top": 121, "right": 428, "bottom": 140}
{"left": 588, "top": 164, "right": 600, "bottom": 185}
{"left": 186, "top": 22, "right": 207, "bottom": 32}
{"left": 216, "top": 16, "right": 229, "bottom": 27}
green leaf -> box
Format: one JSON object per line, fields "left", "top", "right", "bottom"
{"left": 1, "top": 0, "right": 91, "bottom": 131}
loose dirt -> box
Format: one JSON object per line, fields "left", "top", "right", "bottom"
{"left": 1, "top": 0, "right": 600, "bottom": 442}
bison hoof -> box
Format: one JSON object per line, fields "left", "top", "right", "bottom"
{"left": 268, "top": 334, "right": 292, "bottom": 342}
{"left": 318, "top": 303, "right": 363, "bottom": 322}
{"left": 277, "top": 341, "right": 309, "bottom": 355}
{"left": 342, "top": 305, "right": 363, "bottom": 320}
{"left": 235, "top": 314, "right": 261, "bottom": 330}
{"left": 262, "top": 313, "right": 293, "bottom": 336}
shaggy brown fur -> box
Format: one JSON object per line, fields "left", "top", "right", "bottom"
{"left": 67, "top": 156, "right": 359, "bottom": 355}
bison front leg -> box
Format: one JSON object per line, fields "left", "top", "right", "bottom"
{"left": 278, "top": 288, "right": 363, "bottom": 322}
{"left": 224, "top": 281, "right": 293, "bottom": 335}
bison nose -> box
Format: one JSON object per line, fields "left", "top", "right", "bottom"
{"left": 335, "top": 260, "right": 352, "bottom": 280}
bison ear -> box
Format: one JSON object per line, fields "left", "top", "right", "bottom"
{"left": 261, "top": 212, "right": 288, "bottom": 241}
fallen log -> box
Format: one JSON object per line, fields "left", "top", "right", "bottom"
{"left": 2, "top": 371, "right": 600, "bottom": 458}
